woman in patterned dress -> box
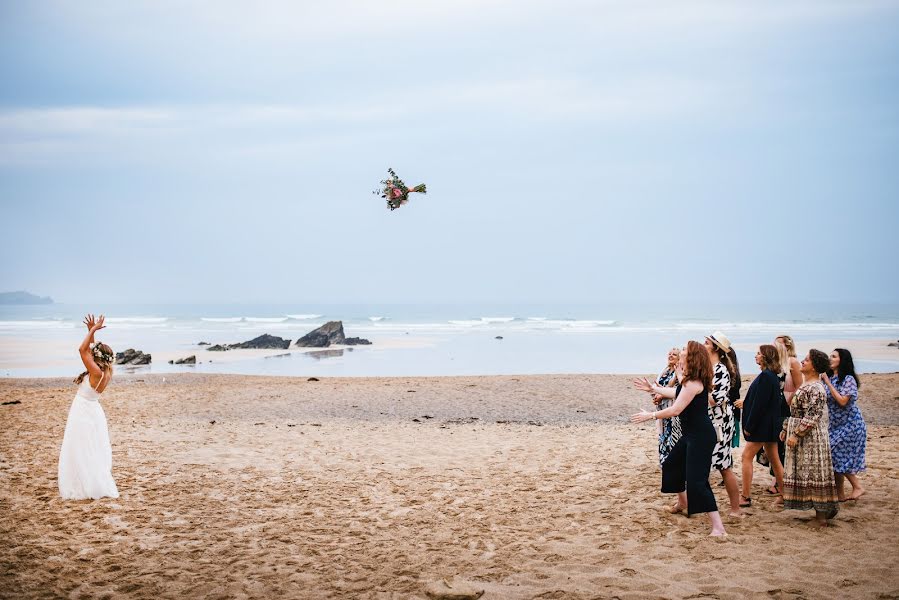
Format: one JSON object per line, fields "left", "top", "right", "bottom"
{"left": 822, "top": 348, "right": 867, "bottom": 501}
{"left": 704, "top": 332, "right": 742, "bottom": 517}
{"left": 654, "top": 347, "right": 682, "bottom": 468}
{"left": 781, "top": 349, "right": 839, "bottom": 526}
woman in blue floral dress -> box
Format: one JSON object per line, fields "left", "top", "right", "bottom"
{"left": 821, "top": 348, "right": 867, "bottom": 501}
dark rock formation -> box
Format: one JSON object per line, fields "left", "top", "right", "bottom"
{"left": 197, "top": 341, "right": 211, "bottom": 346}
{"left": 295, "top": 321, "right": 371, "bottom": 347}
{"left": 296, "top": 321, "right": 346, "bottom": 347}
{"left": 115, "top": 349, "right": 151, "bottom": 365}
{"left": 206, "top": 334, "right": 290, "bottom": 352}
{"left": 231, "top": 334, "right": 291, "bottom": 349}
{"left": 168, "top": 355, "right": 197, "bottom": 365}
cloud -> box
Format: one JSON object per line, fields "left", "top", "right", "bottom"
{"left": 53, "top": 0, "right": 897, "bottom": 45}
{"left": 0, "top": 72, "right": 741, "bottom": 166}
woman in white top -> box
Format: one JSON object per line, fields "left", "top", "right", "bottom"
{"left": 58, "top": 314, "right": 119, "bottom": 500}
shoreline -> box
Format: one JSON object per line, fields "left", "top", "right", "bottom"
{"left": 2, "top": 336, "right": 898, "bottom": 378}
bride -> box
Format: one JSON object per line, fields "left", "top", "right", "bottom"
{"left": 58, "top": 314, "right": 119, "bottom": 500}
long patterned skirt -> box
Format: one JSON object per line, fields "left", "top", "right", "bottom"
{"left": 709, "top": 402, "right": 735, "bottom": 471}
{"left": 658, "top": 399, "right": 683, "bottom": 467}
{"left": 783, "top": 418, "right": 839, "bottom": 513}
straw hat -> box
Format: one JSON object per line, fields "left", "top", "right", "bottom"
{"left": 706, "top": 331, "right": 732, "bottom": 353}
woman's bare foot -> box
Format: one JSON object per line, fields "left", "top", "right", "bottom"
{"left": 728, "top": 509, "right": 745, "bottom": 518}
{"left": 848, "top": 487, "right": 866, "bottom": 500}
{"left": 667, "top": 503, "right": 687, "bottom": 514}
{"left": 774, "top": 496, "right": 784, "bottom": 506}
{"left": 710, "top": 528, "right": 728, "bottom": 537}
{"left": 811, "top": 519, "right": 829, "bottom": 528}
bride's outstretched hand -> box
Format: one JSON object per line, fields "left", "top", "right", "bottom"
{"left": 91, "top": 315, "right": 106, "bottom": 332}
{"left": 633, "top": 377, "right": 654, "bottom": 394}
{"left": 83, "top": 314, "right": 96, "bottom": 330}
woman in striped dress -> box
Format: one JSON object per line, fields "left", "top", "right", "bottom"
{"left": 654, "top": 347, "right": 682, "bottom": 467}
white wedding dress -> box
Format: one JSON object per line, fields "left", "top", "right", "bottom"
{"left": 58, "top": 376, "right": 119, "bottom": 500}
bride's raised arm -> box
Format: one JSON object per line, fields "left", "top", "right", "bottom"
{"left": 78, "top": 314, "right": 106, "bottom": 378}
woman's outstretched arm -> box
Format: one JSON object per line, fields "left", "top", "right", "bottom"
{"left": 631, "top": 380, "right": 702, "bottom": 423}
{"left": 78, "top": 314, "right": 105, "bottom": 377}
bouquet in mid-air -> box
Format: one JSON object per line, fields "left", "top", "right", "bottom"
{"left": 373, "top": 168, "right": 427, "bottom": 211}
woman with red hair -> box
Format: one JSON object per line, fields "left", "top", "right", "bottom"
{"left": 633, "top": 341, "right": 726, "bottom": 536}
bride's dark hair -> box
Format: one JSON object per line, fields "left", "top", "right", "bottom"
{"left": 75, "top": 342, "right": 115, "bottom": 385}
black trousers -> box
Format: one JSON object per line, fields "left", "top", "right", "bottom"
{"left": 661, "top": 431, "right": 718, "bottom": 515}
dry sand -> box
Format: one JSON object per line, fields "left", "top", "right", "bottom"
{"left": 1, "top": 373, "right": 898, "bottom": 599}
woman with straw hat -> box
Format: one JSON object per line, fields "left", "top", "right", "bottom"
{"left": 704, "top": 331, "right": 743, "bottom": 517}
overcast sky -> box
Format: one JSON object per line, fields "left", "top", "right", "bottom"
{"left": 1, "top": 1, "right": 897, "bottom": 304}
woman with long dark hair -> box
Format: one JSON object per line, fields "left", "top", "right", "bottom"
{"left": 822, "top": 348, "right": 867, "bottom": 501}
{"left": 739, "top": 344, "right": 785, "bottom": 507}
{"left": 632, "top": 341, "right": 726, "bottom": 536}
{"left": 727, "top": 347, "right": 742, "bottom": 448}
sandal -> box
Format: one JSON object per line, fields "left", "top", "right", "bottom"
{"left": 739, "top": 495, "right": 752, "bottom": 508}
{"left": 766, "top": 484, "right": 780, "bottom": 495}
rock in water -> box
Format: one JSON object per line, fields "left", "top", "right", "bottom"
{"left": 174, "top": 355, "right": 197, "bottom": 365}
{"left": 295, "top": 321, "right": 346, "bottom": 347}
{"left": 231, "top": 334, "right": 291, "bottom": 349}
{"left": 344, "top": 337, "right": 372, "bottom": 345}
{"left": 115, "top": 349, "right": 152, "bottom": 365}
{"left": 206, "top": 344, "right": 230, "bottom": 352}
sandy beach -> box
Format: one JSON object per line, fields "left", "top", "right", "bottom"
{"left": 1, "top": 373, "right": 898, "bottom": 599}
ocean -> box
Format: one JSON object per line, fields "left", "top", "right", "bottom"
{"left": 2, "top": 303, "right": 898, "bottom": 378}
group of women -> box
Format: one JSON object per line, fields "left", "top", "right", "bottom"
{"left": 631, "top": 332, "right": 868, "bottom": 535}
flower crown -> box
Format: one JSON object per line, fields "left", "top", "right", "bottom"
{"left": 90, "top": 342, "right": 115, "bottom": 365}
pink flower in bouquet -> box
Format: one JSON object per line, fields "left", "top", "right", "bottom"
{"left": 390, "top": 187, "right": 404, "bottom": 199}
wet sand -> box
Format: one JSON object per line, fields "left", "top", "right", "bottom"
{"left": 1, "top": 373, "right": 898, "bottom": 599}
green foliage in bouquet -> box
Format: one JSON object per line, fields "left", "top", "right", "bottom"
{"left": 373, "top": 168, "right": 427, "bottom": 210}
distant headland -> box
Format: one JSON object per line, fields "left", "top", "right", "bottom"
{"left": 0, "top": 291, "right": 54, "bottom": 305}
